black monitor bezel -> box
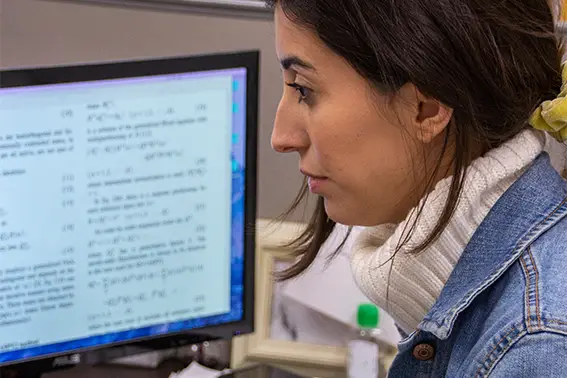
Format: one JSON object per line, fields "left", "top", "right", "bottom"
{"left": 0, "top": 50, "right": 258, "bottom": 372}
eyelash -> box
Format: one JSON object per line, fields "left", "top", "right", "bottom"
{"left": 285, "top": 82, "right": 311, "bottom": 104}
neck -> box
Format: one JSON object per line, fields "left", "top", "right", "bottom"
{"left": 350, "top": 129, "right": 546, "bottom": 334}
{"left": 390, "top": 130, "right": 486, "bottom": 225}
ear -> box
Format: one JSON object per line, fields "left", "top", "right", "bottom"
{"left": 414, "top": 92, "right": 453, "bottom": 143}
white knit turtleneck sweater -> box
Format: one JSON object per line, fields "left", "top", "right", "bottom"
{"left": 350, "top": 129, "right": 546, "bottom": 334}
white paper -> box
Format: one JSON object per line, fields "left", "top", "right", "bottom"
{"left": 282, "top": 225, "right": 401, "bottom": 347}
{"left": 169, "top": 361, "right": 222, "bottom": 378}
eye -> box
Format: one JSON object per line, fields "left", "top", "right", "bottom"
{"left": 285, "top": 82, "right": 311, "bottom": 104}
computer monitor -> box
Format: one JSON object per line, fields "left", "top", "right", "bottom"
{"left": 0, "top": 51, "right": 258, "bottom": 376}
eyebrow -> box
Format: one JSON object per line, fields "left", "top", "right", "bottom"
{"left": 280, "top": 55, "right": 316, "bottom": 71}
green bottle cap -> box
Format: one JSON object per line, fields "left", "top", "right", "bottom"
{"left": 357, "top": 303, "right": 380, "bottom": 329}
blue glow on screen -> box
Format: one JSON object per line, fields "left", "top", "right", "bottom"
{"left": 0, "top": 67, "right": 248, "bottom": 364}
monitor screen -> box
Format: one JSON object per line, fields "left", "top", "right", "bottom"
{"left": 0, "top": 52, "right": 257, "bottom": 366}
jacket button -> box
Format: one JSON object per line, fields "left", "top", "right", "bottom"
{"left": 412, "top": 343, "right": 435, "bottom": 361}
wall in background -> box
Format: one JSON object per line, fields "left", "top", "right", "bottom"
{"left": 0, "top": 0, "right": 308, "bottom": 221}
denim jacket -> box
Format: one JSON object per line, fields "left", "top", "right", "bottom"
{"left": 387, "top": 153, "right": 567, "bottom": 378}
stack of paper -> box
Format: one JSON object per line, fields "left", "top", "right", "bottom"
{"left": 169, "top": 361, "right": 223, "bottom": 378}
{"left": 281, "top": 225, "right": 401, "bottom": 348}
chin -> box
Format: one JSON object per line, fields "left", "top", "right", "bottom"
{"left": 323, "top": 198, "right": 372, "bottom": 227}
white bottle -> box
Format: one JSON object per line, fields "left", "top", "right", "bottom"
{"left": 347, "top": 303, "right": 381, "bottom": 378}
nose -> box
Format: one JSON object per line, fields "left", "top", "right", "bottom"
{"left": 271, "top": 101, "right": 309, "bottom": 154}
{"left": 271, "top": 133, "right": 298, "bottom": 153}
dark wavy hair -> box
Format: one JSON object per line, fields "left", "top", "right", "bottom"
{"left": 268, "top": 0, "right": 564, "bottom": 280}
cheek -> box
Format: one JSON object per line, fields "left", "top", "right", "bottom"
{"left": 310, "top": 98, "right": 419, "bottom": 225}
{"left": 311, "top": 99, "right": 411, "bottom": 177}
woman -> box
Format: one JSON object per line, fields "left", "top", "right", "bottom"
{"left": 267, "top": 0, "right": 567, "bottom": 376}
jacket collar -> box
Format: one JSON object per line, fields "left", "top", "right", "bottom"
{"left": 420, "top": 153, "right": 567, "bottom": 340}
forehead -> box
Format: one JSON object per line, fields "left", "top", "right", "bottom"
{"left": 274, "top": 6, "right": 326, "bottom": 64}
{"left": 273, "top": 5, "right": 366, "bottom": 91}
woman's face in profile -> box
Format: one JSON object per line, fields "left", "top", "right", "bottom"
{"left": 271, "top": 5, "right": 445, "bottom": 226}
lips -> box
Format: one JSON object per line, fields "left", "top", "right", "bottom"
{"left": 300, "top": 169, "right": 328, "bottom": 194}
{"left": 307, "top": 176, "right": 327, "bottom": 193}
{"left": 300, "top": 168, "right": 326, "bottom": 179}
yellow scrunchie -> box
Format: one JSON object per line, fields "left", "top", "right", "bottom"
{"left": 529, "top": 64, "right": 567, "bottom": 142}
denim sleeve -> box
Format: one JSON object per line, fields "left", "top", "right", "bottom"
{"left": 488, "top": 332, "right": 567, "bottom": 377}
